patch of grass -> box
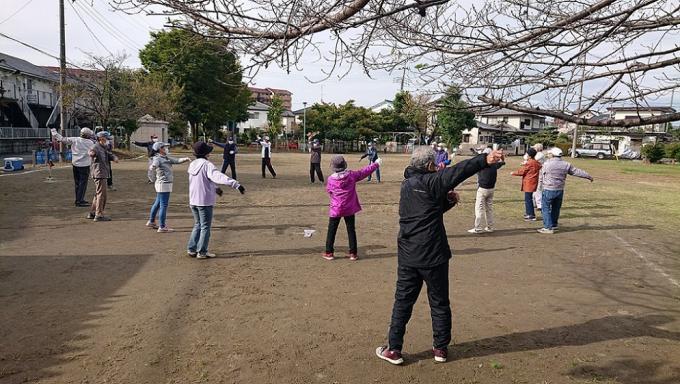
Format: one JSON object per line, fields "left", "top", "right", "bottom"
{"left": 491, "top": 361, "right": 504, "bottom": 369}
{"left": 620, "top": 165, "right": 680, "bottom": 176}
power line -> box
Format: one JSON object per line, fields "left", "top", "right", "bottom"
{"left": 0, "top": 31, "right": 88, "bottom": 71}
{"left": 0, "top": 0, "right": 34, "bottom": 25}
{"left": 67, "top": 0, "right": 115, "bottom": 56}
{"left": 74, "top": 0, "right": 144, "bottom": 52}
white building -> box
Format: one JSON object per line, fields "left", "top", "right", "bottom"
{"left": 606, "top": 106, "right": 675, "bottom": 132}
{"left": 370, "top": 100, "right": 393, "bottom": 113}
{"left": 0, "top": 52, "right": 59, "bottom": 130}
{"left": 235, "top": 101, "right": 295, "bottom": 135}
{"left": 130, "top": 114, "right": 169, "bottom": 145}
{"left": 475, "top": 108, "right": 546, "bottom": 130}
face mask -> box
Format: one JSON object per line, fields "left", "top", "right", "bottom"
{"left": 437, "top": 147, "right": 443, "bottom": 151}
{"left": 152, "top": 138, "right": 159, "bottom": 143}
{"left": 228, "top": 140, "right": 234, "bottom": 144}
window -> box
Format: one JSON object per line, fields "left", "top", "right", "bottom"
{"left": 463, "top": 135, "right": 470, "bottom": 143}
{"left": 248, "top": 112, "right": 260, "bottom": 119}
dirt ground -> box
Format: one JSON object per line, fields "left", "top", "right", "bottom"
{"left": 1, "top": 151, "right": 679, "bottom": 384}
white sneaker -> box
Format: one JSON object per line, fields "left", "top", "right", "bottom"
{"left": 484, "top": 227, "right": 494, "bottom": 233}
{"left": 145, "top": 221, "right": 158, "bottom": 229}
{"left": 157, "top": 226, "right": 174, "bottom": 233}
{"left": 467, "top": 228, "right": 484, "bottom": 234}
{"left": 196, "top": 252, "right": 216, "bottom": 259}
{"left": 537, "top": 228, "right": 554, "bottom": 234}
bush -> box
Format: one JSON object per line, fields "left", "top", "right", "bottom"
{"left": 641, "top": 143, "right": 665, "bottom": 163}
{"left": 664, "top": 142, "right": 680, "bottom": 162}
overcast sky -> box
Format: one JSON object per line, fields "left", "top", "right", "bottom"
{"left": 0, "top": 0, "right": 407, "bottom": 111}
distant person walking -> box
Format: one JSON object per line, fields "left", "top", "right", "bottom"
{"left": 323, "top": 155, "right": 382, "bottom": 261}
{"left": 209, "top": 137, "right": 238, "bottom": 178}
{"left": 468, "top": 148, "right": 505, "bottom": 233}
{"left": 51, "top": 127, "right": 96, "bottom": 207}
{"left": 511, "top": 148, "right": 542, "bottom": 221}
{"left": 133, "top": 135, "right": 159, "bottom": 182}
{"left": 434, "top": 144, "right": 450, "bottom": 169}
{"left": 259, "top": 136, "right": 277, "bottom": 178}
{"left": 360, "top": 142, "right": 381, "bottom": 182}
{"left": 186, "top": 142, "right": 245, "bottom": 259}
{"left": 376, "top": 147, "right": 504, "bottom": 365}
{"left": 538, "top": 147, "right": 594, "bottom": 234}
{"left": 146, "top": 141, "right": 190, "bottom": 233}
{"left": 87, "top": 131, "right": 118, "bottom": 222}
{"left": 309, "top": 138, "right": 324, "bottom": 183}
{"left": 106, "top": 136, "right": 116, "bottom": 191}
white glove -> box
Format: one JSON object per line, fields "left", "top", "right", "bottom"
{"left": 375, "top": 158, "right": 383, "bottom": 167}
{"left": 180, "top": 157, "right": 191, "bottom": 163}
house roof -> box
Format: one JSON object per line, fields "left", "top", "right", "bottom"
{"left": 607, "top": 106, "right": 676, "bottom": 113}
{"left": 249, "top": 101, "right": 271, "bottom": 111}
{"left": 248, "top": 86, "right": 292, "bottom": 95}
{"left": 0, "top": 52, "right": 58, "bottom": 82}
{"left": 282, "top": 110, "right": 295, "bottom": 117}
{"left": 292, "top": 107, "right": 309, "bottom": 115}
{"left": 42, "top": 66, "right": 103, "bottom": 79}
{"left": 370, "top": 100, "right": 393, "bottom": 110}
{"left": 477, "top": 108, "right": 544, "bottom": 117}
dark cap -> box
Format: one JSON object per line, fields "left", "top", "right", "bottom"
{"left": 193, "top": 141, "right": 213, "bottom": 157}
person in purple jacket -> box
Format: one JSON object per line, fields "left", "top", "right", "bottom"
{"left": 186, "top": 142, "right": 246, "bottom": 259}
{"left": 323, "top": 155, "right": 382, "bottom": 261}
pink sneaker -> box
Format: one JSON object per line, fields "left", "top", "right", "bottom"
{"left": 348, "top": 252, "right": 358, "bottom": 261}
{"left": 433, "top": 347, "right": 448, "bottom": 363}
{"left": 376, "top": 346, "right": 403, "bottom": 365}
{"left": 322, "top": 252, "right": 334, "bottom": 261}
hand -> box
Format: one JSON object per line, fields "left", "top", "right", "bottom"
{"left": 180, "top": 157, "right": 191, "bottom": 163}
{"left": 447, "top": 190, "right": 460, "bottom": 205}
{"left": 486, "top": 149, "right": 504, "bottom": 164}
{"left": 375, "top": 158, "right": 383, "bottom": 166}
{"left": 238, "top": 185, "right": 246, "bottom": 194}
{"left": 589, "top": 176, "right": 594, "bottom": 183}
{"left": 208, "top": 139, "right": 213, "bottom": 143}
{"left": 215, "top": 187, "right": 224, "bottom": 197}
{"left": 50, "top": 128, "right": 58, "bottom": 136}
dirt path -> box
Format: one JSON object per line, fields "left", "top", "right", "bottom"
{"left": 1, "top": 153, "right": 679, "bottom": 384}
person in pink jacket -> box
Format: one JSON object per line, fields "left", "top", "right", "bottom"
{"left": 323, "top": 155, "right": 382, "bottom": 261}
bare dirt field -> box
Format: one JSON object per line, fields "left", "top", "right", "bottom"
{"left": 1, "top": 151, "right": 679, "bottom": 384}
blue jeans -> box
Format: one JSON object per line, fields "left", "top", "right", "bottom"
{"left": 524, "top": 192, "right": 535, "bottom": 218}
{"left": 541, "top": 190, "right": 564, "bottom": 229}
{"left": 149, "top": 192, "right": 170, "bottom": 227}
{"left": 367, "top": 161, "right": 381, "bottom": 182}
{"left": 187, "top": 205, "right": 214, "bottom": 255}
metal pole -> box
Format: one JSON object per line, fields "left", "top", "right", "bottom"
{"left": 571, "top": 45, "right": 586, "bottom": 158}
{"left": 400, "top": 67, "right": 406, "bottom": 91}
{"left": 59, "top": 0, "right": 66, "bottom": 161}
{"left": 303, "top": 102, "right": 307, "bottom": 151}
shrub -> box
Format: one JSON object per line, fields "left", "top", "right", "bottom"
{"left": 641, "top": 143, "right": 665, "bottom": 163}
{"left": 664, "top": 142, "right": 680, "bottom": 162}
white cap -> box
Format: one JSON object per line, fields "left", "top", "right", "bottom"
{"left": 482, "top": 147, "right": 492, "bottom": 154}
{"left": 550, "top": 147, "right": 563, "bottom": 157}
{"left": 152, "top": 141, "right": 169, "bottom": 151}
{"left": 264, "top": 136, "right": 270, "bottom": 141}
{"left": 80, "top": 127, "right": 93, "bottom": 136}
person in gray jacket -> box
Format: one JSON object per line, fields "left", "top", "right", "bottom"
{"left": 87, "top": 131, "right": 118, "bottom": 221}
{"left": 538, "top": 147, "right": 594, "bottom": 234}
{"left": 146, "top": 141, "right": 190, "bottom": 232}
{"left": 309, "top": 138, "right": 324, "bottom": 183}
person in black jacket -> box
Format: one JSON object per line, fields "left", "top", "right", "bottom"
{"left": 209, "top": 137, "right": 238, "bottom": 178}
{"left": 468, "top": 147, "right": 505, "bottom": 233}
{"left": 376, "top": 146, "right": 504, "bottom": 366}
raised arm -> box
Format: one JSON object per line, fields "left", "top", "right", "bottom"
{"left": 205, "top": 161, "right": 241, "bottom": 189}
{"left": 210, "top": 140, "right": 226, "bottom": 149}
{"left": 352, "top": 161, "right": 380, "bottom": 181}
{"left": 50, "top": 128, "right": 73, "bottom": 144}
{"left": 568, "top": 164, "right": 594, "bottom": 181}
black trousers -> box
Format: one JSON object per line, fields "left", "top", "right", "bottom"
{"left": 388, "top": 262, "right": 451, "bottom": 351}
{"left": 221, "top": 157, "right": 237, "bottom": 179}
{"left": 107, "top": 161, "right": 113, "bottom": 187}
{"left": 325, "top": 215, "right": 357, "bottom": 254}
{"left": 261, "top": 158, "right": 276, "bottom": 178}
{"left": 310, "top": 162, "right": 324, "bottom": 183}
{"left": 72, "top": 165, "right": 90, "bottom": 204}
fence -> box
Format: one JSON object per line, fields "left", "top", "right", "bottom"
{"left": 0, "top": 127, "right": 79, "bottom": 140}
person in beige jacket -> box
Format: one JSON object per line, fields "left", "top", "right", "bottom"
{"left": 87, "top": 131, "right": 118, "bottom": 221}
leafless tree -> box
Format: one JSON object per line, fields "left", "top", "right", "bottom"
{"left": 112, "top": 0, "right": 680, "bottom": 127}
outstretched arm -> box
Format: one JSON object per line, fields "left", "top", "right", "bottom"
{"left": 353, "top": 161, "right": 380, "bottom": 181}
{"left": 431, "top": 151, "right": 503, "bottom": 200}
{"left": 205, "top": 161, "right": 241, "bottom": 189}
{"left": 211, "top": 140, "right": 226, "bottom": 149}
{"left": 568, "top": 164, "right": 594, "bottom": 181}
{"left": 50, "top": 129, "right": 73, "bottom": 144}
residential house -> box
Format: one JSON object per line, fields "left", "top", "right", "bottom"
{"left": 555, "top": 111, "right": 596, "bottom": 134}
{"left": 0, "top": 52, "right": 59, "bottom": 130}
{"left": 248, "top": 87, "right": 293, "bottom": 110}
{"left": 459, "top": 108, "right": 546, "bottom": 154}
{"left": 606, "top": 106, "right": 675, "bottom": 132}
{"left": 235, "top": 101, "right": 296, "bottom": 135}
{"left": 475, "top": 108, "right": 546, "bottom": 130}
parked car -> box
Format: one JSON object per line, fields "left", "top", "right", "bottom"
{"left": 570, "top": 142, "right": 615, "bottom": 159}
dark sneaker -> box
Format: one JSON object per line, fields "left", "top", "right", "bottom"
{"left": 433, "top": 347, "right": 448, "bottom": 363}
{"left": 322, "top": 252, "right": 334, "bottom": 261}
{"left": 524, "top": 216, "right": 536, "bottom": 222}
{"left": 376, "top": 346, "right": 403, "bottom": 365}
{"left": 76, "top": 202, "right": 90, "bottom": 207}
{"left": 86, "top": 212, "right": 95, "bottom": 219}
{"left": 348, "top": 252, "right": 358, "bottom": 261}
{"left": 93, "top": 216, "right": 111, "bottom": 222}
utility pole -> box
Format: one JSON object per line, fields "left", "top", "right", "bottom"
{"left": 59, "top": 0, "right": 66, "bottom": 161}
{"left": 571, "top": 43, "right": 586, "bottom": 159}
{"left": 302, "top": 101, "right": 307, "bottom": 152}
{"left": 400, "top": 67, "right": 406, "bottom": 91}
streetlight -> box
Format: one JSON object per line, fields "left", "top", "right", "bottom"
{"left": 302, "top": 101, "right": 307, "bottom": 151}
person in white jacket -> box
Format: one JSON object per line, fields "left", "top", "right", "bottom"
{"left": 259, "top": 136, "right": 277, "bottom": 178}
{"left": 187, "top": 142, "right": 245, "bottom": 259}
{"left": 51, "top": 127, "right": 96, "bottom": 207}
